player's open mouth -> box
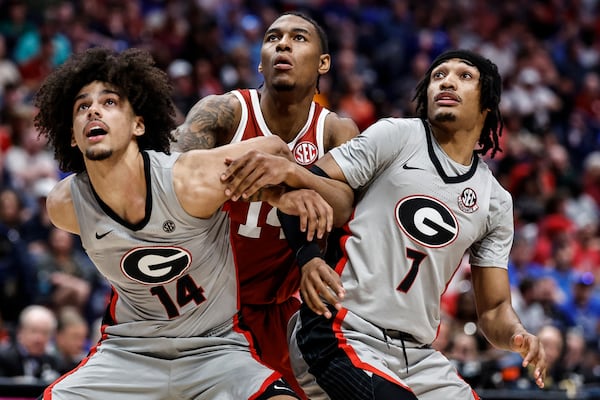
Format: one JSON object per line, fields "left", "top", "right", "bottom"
{"left": 87, "top": 126, "right": 107, "bottom": 137}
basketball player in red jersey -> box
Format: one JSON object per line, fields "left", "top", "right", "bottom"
{"left": 171, "top": 11, "right": 359, "bottom": 398}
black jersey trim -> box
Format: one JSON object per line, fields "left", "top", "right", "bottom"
{"left": 422, "top": 119, "right": 478, "bottom": 184}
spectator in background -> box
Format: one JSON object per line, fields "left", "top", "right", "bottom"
{"left": 167, "top": 58, "right": 199, "bottom": 122}
{"left": 574, "top": 71, "right": 600, "bottom": 129}
{"left": 20, "top": 176, "right": 58, "bottom": 257}
{"left": 534, "top": 325, "right": 566, "bottom": 390}
{"left": 0, "top": 312, "right": 10, "bottom": 346}
{"left": 536, "top": 276, "right": 573, "bottom": 332}
{"left": 0, "top": 305, "right": 60, "bottom": 384}
{"left": 582, "top": 151, "right": 600, "bottom": 208}
{"left": 446, "top": 332, "right": 489, "bottom": 388}
{"left": 562, "top": 328, "right": 587, "bottom": 391}
{"left": 17, "top": 32, "right": 55, "bottom": 95}
{"left": 507, "top": 226, "right": 545, "bottom": 289}
{"left": 0, "top": 0, "right": 36, "bottom": 58}
{"left": 559, "top": 272, "right": 600, "bottom": 346}
{"left": 513, "top": 277, "right": 548, "bottom": 335}
{"left": 51, "top": 306, "right": 89, "bottom": 375}
{"left": 0, "top": 33, "right": 21, "bottom": 102}
{"left": 539, "top": 231, "right": 580, "bottom": 305}
{"left": 3, "top": 112, "right": 59, "bottom": 202}
{"left": 12, "top": 9, "right": 71, "bottom": 69}
{"left": 193, "top": 57, "right": 223, "bottom": 99}
{"left": 336, "top": 72, "right": 376, "bottom": 131}
{"left": 34, "top": 226, "right": 109, "bottom": 327}
{"left": 502, "top": 67, "right": 562, "bottom": 135}
{"left": 0, "top": 187, "right": 37, "bottom": 327}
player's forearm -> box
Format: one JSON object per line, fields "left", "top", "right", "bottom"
{"left": 478, "top": 301, "right": 527, "bottom": 351}
{"left": 284, "top": 164, "right": 353, "bottom": 227}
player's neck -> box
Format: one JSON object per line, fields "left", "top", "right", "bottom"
{"left": 86, "top": 149, "right": 147, "bottom": 223}
{"left": 259, "top": 91, "right": 313, "bottom": 142}
{"left": 429, "top": 124, "right": 479, "bottom": 166}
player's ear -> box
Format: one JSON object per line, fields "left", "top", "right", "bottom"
{"left": 133, "top": 116, "right": 145, "bottom": 137}
{"left": 70, "top": 128, "right": 76, "bottom": 147}
{"left": 258, "top": 62, "right": 263, "bottom": 73}
{"left": 318, "top": 54, "right": 331, "bottom": 75}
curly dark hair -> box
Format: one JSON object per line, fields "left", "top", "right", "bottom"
{"left": 412, "top": 49, "right": 504, "bottom": 159}
{"left": 34, "top": 47, "right": 177, "bottom": 174}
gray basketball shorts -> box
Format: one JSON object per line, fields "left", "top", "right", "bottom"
{"left": 43, "top": 320, "right": 287, "bottom": 399}
{"left": 288, "top": 304, "right": 479, "bottom": 400}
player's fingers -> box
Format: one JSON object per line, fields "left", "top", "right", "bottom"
{"left": 301, "top": 279, "right": 329, "bottom": 317}
{"left": 516, "top": 334, "right": 537, "bottom": 367}
{"left": 317, "top": 282, "right": 339, "bottom": 311}
{"left": 313, "top": 269, "right": 343, "bottom": 307}
{"left": 227, "top": 167, "right": 262, "bottom": 200}
{"left": 302, "top": 193, "right": 332, "bottom": 240}
{"left": 316, "top": 202, "right": 333, "bottom": 239}
{"left": 303, "top": 201, "right": 320, "bottom": 242}
{"left": 326, "top": 273, "right": 345, "bottom": 303}
{"left": 222, "top": 154, "right": 252, "bottom": 181}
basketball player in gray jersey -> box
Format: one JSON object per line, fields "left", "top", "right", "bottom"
{"left": 221, "top": 50, "right": 548, "bottom": 399}
{"left": 32, "top": 47, "right": 330, "bottom": 399}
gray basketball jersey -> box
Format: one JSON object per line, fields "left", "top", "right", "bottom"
{"left": 329, "top": 118, "right": 514, "bottom": 344}
{"left": 71, "top": 150, "right": 237, "bottom": 338}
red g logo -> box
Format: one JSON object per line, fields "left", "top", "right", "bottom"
{"left": 293, "top": 141, "right": 318, "bottom": 165}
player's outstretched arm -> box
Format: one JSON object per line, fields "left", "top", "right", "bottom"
{"left": 471, "top": 265, "right": 547, "bottom": 388}
{"left": 174, "top": 135, "right": 292, "bottom": 218}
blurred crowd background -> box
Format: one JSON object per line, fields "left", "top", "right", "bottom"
{"left": 0, "top": 0, "right": 600, "bottom": 398}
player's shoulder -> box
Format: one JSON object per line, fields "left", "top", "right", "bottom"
{"left": 196, "top": 91, "right": 242, "bottom": 112}
{"left": 323, "top": 111, "right": 360, "bottom": 148}
{"left": 381, "top": 117, "right": 424, "bottom": 130}
{"left": 46, "top": 174, "right": 78, "bottom": 234}
{"left": 362, "top": 117, "right": 425, "bottom": 145}
{"left": 176, "top": 91, "right": 243, "bottom": 148}
{"left": 477, "top": 158, "right": 513, "bottom": 208}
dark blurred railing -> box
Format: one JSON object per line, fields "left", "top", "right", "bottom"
{"left": 0, "top": 378, "right": 45, "bottom": 400}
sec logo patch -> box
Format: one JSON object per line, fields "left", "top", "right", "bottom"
{"left": 293, "top": 141, "right": 318, "bottom": 165}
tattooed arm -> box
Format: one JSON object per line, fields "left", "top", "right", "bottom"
{"left": 170, "top": 93, "right": 242, "bottom": 151}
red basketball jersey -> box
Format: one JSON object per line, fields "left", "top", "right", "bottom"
{"left": 225, "top": 89, "right": 329, "bottom": 305}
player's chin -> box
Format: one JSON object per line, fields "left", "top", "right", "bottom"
{"left": 432, "top": 111, "right": 457, "bottom": 123}
{"left": 272, "top": 81, "right": 295, "bottom": 92}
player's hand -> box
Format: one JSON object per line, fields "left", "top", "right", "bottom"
{"left": 271, "top": 189, "right": 332, "bottom": 241}
{"left": 300, "top": 258, "right": 345, "bottom": 319}
{"left": 510, "top": 332, "right": 547, "bottom": 388}
{"left": 221, "top": 151, "right": 293, "bottom": 201}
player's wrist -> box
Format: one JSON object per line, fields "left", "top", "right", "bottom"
{"left": 296, "top": 242, "right": 324, "bottom": 269}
